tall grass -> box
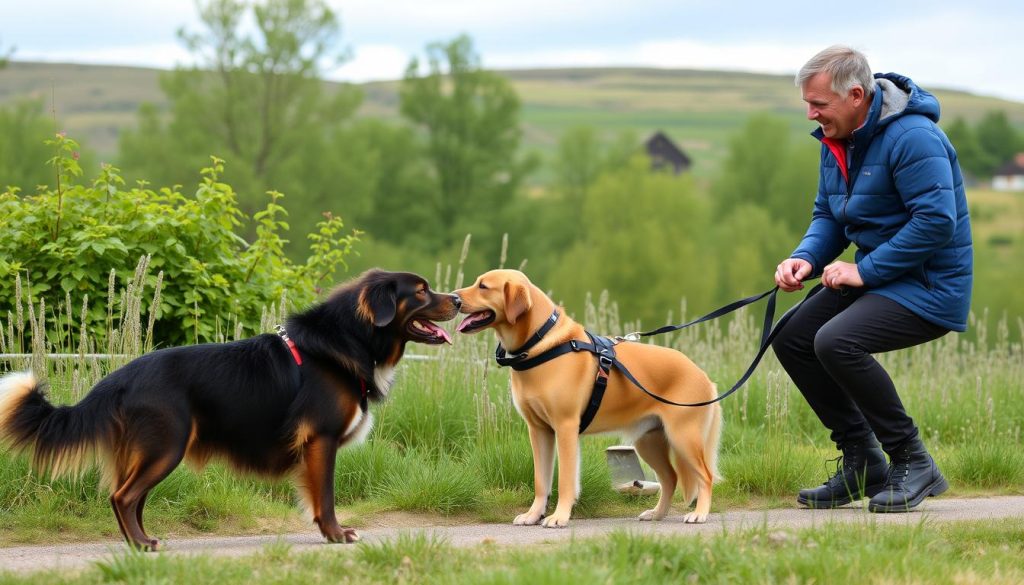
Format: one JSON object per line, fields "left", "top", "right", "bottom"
{"left": 1, "top": 249, "right": 1022, "bottom": 544}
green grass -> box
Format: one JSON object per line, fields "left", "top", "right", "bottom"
{"left": 2, "top": 519, "right": 1023, "bottom": 584}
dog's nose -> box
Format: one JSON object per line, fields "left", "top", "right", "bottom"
{"left": 451, "top": 294, "right": 462, "bottom": 309}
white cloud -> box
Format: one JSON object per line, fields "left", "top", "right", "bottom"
{"left": 482, "top": 40, "right": 820, "bottom": 75}
{"left": 327, "top": 44, "right": 410, "bottom": 82}
{"left": 334, "top": 0, "right": 646, "bottom": 32}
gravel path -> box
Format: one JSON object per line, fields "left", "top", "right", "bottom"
{"left": 2, "top": 496, "right": 1023, "bottom": 574}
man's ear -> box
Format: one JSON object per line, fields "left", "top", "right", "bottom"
{"left": 504, "top": 280, "right": 532, "bottom": 325}
{"left": 849, "top": 84, "right": 865, "bottom": 105}
{"left": 362, "top": 281, "right": 398, "bottom": 327}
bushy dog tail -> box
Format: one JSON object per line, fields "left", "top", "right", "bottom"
{"left": 0, "top": 371, "right": 113, "bottom": 479}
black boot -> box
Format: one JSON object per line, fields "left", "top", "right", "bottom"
{"left": 868, "top": 438, "right": 948, "bottom": 513}
{"left": 797, "top": 436, "right": 888, "bottom": 508}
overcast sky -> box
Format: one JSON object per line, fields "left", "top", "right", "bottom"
{"left": 3, "top": 0, "right": 1023, "bottom": 102}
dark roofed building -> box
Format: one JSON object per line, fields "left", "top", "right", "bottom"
{"left": 644, "top": 131, "right": 691, "bottom": 175}
{"left": 993, "top": 153, "right": 1024, "bottom": 192}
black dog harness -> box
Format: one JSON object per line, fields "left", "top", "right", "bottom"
{"left": 495, "top": 311, "right": 618, "bottom": 433}
{"left": 494, "top": 283, "right": 825, "bottom": 434}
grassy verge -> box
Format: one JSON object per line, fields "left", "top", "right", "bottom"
{"left": 3, "top": 518, "right": 1023, "bottom": 584}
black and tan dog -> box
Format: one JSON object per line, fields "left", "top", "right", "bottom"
{"left": 0, "top": 269, "right": 459, "bottom": 550}
{"left": 454, "top": 269, "right": 721, "bottom": 527}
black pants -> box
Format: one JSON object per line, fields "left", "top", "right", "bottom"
{"left": 771, "top": 287, "right": 949, "bottom": 452}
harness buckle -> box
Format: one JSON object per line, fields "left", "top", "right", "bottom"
{"left": 598, "top": 354, "right": 614, "bottom": 369}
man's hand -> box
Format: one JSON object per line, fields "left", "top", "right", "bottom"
{"left": 822, "top": 261, "right": 864, "bottom": 289}
{"left": 775, "top": 258, "right": 812, "bottom": 292}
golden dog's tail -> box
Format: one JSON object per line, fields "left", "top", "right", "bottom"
{"left": 706, "top": 399, "right": 723, "bottom": 482}
{"left": 674, "top": 385, "right": 723, "bottom": 506}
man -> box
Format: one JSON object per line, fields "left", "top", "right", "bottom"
{"left": 772, "top": 46, "right": 972, "bottom": 512}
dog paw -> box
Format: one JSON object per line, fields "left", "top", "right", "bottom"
{"left": 325, "top": 527, "right": 360, "bottom": 543}
{"left": 513, "top": 511, "right": 543, "bottom": 526}
{"left": 638, "top": 508, "right": 666, "bottom": 521}
{"left": 541, "top": 513, "right": 570, "bottom": 528}
{"left": 131, "top": 539, "right": 160, "bottom": 552}
{"left": 682, "top": 512, "right": 708, "bottom": 524}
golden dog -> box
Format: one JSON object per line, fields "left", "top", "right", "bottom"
{"left": 454, "top": 269, "right": 721, "bottom": 527}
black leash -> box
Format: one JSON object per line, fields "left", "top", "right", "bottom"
{"left": 621, "top": 287, "right": 782, "bottom": 341}
{"left": 610, "top": 282, "right": 824, "bottom": 407}
{"left": 494, "top": 281, "right": 825, "bottom": 423}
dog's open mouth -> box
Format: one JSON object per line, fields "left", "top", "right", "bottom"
{"left": 456, "top": 310, "right": 495, "bottom": 334}
{"left": 408, "top": 319, "right": 453, "bottom": 344}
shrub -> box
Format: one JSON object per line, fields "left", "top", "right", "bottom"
{"left": 0, "top": 134, "right": 360, "bottom": 347}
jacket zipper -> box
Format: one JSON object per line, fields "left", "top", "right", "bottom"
{"left": 842, "top": 143, "right": 854, "bottom": 223}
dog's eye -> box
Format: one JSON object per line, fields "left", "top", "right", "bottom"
{"left": 478, "top": 282, "right": 488, "bottom": 290}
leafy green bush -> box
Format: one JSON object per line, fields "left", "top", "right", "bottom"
{"left": 0, "top": 134, "right": 360, "bottom": 347}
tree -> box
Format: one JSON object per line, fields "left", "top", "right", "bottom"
{"left": 0, "top": 39, "right": 12, "bottom": 68}
{"left": 975, "top": 111, "right": 1021, "bottom": 174}
{"left": 554, "top": 126, "right": 604, "bottom": 206}
{"left": 712, "top": 114, "right": 818, "bottom": 235}
{"left": 0, "top": 101, "right": 56, "bottom": 190}
{"left": 553, "top": 127, "right": 640, "bottom": 212}
{"left": 118, "top": 0, "right": 363, "bottom": 248}
{"left": 549, "top": 157, "right": 714, "bottom": 328}
{"left": 944, "top": 117, "right": 994, "bottom": 179}
{"left": 400, "top": 34, "right": 534, "bottom": 260}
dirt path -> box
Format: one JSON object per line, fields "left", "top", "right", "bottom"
{"left": 3, "top": 496, "right": 1024, "bottom": 574}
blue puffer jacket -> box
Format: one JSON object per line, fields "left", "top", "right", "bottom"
{"left": 791, "top": 72, "right": 973, "bottom": 331}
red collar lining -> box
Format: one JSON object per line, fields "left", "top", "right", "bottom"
{"left": 822, "top": 137, "right": 849, "bottom": 183}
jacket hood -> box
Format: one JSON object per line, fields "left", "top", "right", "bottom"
{"left": 874, "top": 72, "right": 940, "bottom": 126}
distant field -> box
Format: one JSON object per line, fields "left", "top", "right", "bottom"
{"left": 362, "top": 68, "right": 1024, "bottom": 179}
{"left": 969, "top": 186, "right": 1024, "bottom": 248}
{"left": 4, "top": 62, "right": 1024, "bottom": 178}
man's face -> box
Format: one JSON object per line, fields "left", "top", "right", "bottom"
{"left": 802, "top": 72, "right": 867, "bottom": 139}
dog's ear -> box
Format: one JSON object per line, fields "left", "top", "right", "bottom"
{"left": 503, "top": 280, "right": 532, "bottom": 325}
{"left": 361, "top": 280, "right": 398, "bottom": 327}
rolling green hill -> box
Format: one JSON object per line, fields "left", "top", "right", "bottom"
{"left": 3, "top": 61, "right": 1024, "bottom": 177}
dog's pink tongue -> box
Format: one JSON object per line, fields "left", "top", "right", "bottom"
{"left": 457, "top": 313, "right": 487, "bottom": 333}
{"left": 418, "top": 320, "right": 452, "bottom": 344}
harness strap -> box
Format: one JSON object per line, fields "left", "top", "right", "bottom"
{"left": 578, "top": 333, "right": 616, "bottom": 433}
{"left": 500, "top": 342, "right": 574, "bottom": 371}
